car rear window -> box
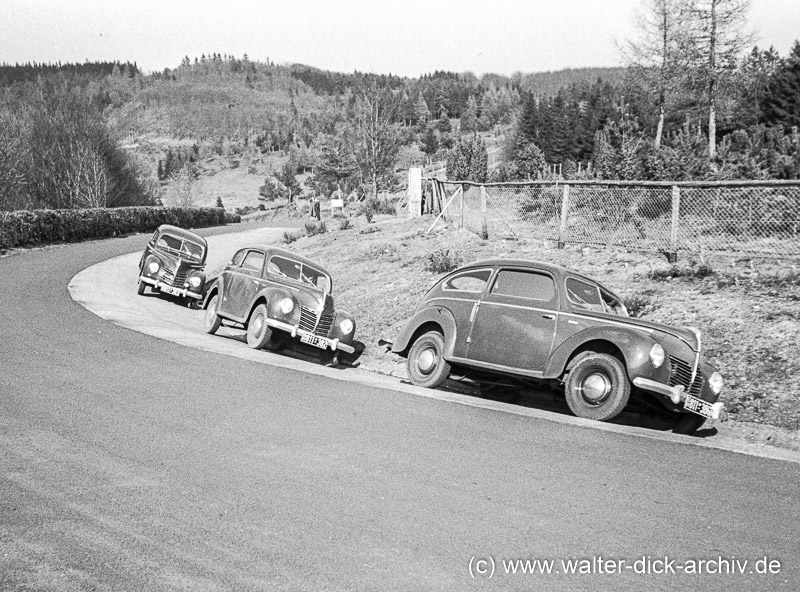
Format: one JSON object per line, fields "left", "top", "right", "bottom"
{"left": 491, "top": 270, "right": 555, "bottom": 301}
{"left": 443, "top": 268, "right": 492, "bottom": 293}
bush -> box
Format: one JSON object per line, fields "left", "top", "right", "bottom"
{"left": 0, "top": 206, "right": 233, "bottom": 251}
{"left": 304, "top": 219, "right": 327, "bottom": 236}
{"left": 282, "top": 231, "right": 301, "bottom": 244}
{"left": 623, "top": 293, "right": 656, "bottom": 318}
{"left": 426, "top": 248, "right": 463, "bottom": 273}
{"left": 647, "top": 263, "right": 715, "bottom": 281}
{"left": 339, "top": 218, "right": 352, "bottom": 231}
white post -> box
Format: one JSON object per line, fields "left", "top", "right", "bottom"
{"left": 408, "top": 167, "right": 422, "bottom": 218}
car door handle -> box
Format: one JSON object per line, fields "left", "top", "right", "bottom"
{"left": 542, "top": 314, "right": 555, "bottom": 320}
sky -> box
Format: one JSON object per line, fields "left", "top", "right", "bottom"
{"left": 1, "top": 0, "right": 798, "bottom": 77}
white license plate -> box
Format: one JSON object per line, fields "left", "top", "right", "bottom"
{"left": 684, "top": 394, "right": 714, "bottom": 418}
{"left": 300, "top": 334, "right": 328, "bottom": 350}
{"left": 160, "top": 285, "right": 180, "bottom": 296}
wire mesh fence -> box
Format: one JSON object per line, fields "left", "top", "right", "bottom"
{"left": 434, "top": 179, "right": 800, "bottom": 260}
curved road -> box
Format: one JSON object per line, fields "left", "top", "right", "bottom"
{"left": 1, "top": 224, "right": 798, "bottom": 591}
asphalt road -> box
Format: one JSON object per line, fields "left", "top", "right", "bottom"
{"left": 1, "top": 224, "right": 798, "bottom": 591}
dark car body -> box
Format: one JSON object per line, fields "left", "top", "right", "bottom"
{"left": 137, "top": 225, "right": 207, "bottom": 302}
{"left": 391, "top": 258, "right": 724, "bottom": 432}
{"left": 202, "top": 244, "right": 356, "bottom": 357}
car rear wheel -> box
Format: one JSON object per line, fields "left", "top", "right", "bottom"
{"left": 137, "top": 280, "right": 147, "bottom": 295}
{"left": 407, "top": 331, "right": 451, "bottom": 389}
{"left": 246, "top": 304, "right": 274, "bottom": 350}
{"left": 564, "top": 353, "right": 631, "bottom": 421}
{"left": 203, "top": 293, "right": 222, "bottom": 334}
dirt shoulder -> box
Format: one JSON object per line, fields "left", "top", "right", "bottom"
{"left": 273, "top": 211, "right": 800, "bottom": 452}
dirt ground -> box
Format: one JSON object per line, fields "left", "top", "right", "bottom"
{"left": 261, "top": 206, "right": 800, "bottom": 450}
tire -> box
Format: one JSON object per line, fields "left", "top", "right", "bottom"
{"left": 564, "top": 352, "right": 631, "bottom": 421}
{"left": 137, "top": 280, "right": 147, "bottom": 295}
{"left": 203, "top": 293, "right": 222, "bottom": 335}
{"left": 246, "top": 304, "right": 274, "bottom": 350}
{"left": 406, "top": 331, "right": 451, "bottom": 389}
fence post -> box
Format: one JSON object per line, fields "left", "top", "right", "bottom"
{"left": 460, "top": 182, "right": 465, "bottom": 229}
{"left": 480, "top": 185, "right": 488, "bottom": 239}
{"left": 558, "top": 184, "right": 570, "bottom": 249}
{"left": 669, "top": 185, "right": 680, "bottom": 263}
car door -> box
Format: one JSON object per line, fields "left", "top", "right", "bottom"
{"left": 466, "top": 268, "right": 558, "bottom": 374}
{"left": 221, "top": 249, "right": 265, "bottom": 321}
{"left": 436, "top": 267, "right": 494, "bottom": 359}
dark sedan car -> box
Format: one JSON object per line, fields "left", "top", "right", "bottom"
{"left": 390, "top": 258, "right": 724, "bottom": 434}
{"left": 202, "top": 245, "right": 356, "bottom": 363}
{"left": 137, "top": 225, "right": 207, "bottom": 304}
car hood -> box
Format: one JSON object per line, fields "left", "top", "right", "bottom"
{"left": 584, "top": 311, "right": 701, "bottom": 352}
{"left": 295, "top": 288, "right": 335, "bottom": 314}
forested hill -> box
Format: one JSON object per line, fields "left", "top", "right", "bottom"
{"left": 0, "top": 61, "right": 140, "bottom": 86}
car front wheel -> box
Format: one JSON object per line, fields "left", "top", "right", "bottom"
{"left": 203, "top": 294, "right": 222, "bottom": 334}
{"left": 564, "top": 353, "right": 631, "bottom": 421}
{"left": 407, "top": 331, "right": 451, "bottom": 389}
{"left": 246, "top": 304, "right": 274, "bottom": 350}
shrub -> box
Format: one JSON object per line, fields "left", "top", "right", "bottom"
{"left": 282, "top": 231, "right": 301, "bottom": 244}
{"left": 648, "top": 263, "right": 715, "bottom": 281}
{"left": 304, "top": 219, "right": 327, "bottom": 236}
{"left": 426, "top": 248, "right": 463, "bottom": 274}
{"left": 623, "top": 293, "right": 656, "bottom": 318}
{"left": 339, "top": 218, "right": 352, "bottom": 231}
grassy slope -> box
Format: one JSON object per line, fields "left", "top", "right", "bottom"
{"left": 276, "top": 211, "right": 800, "bottom": 434}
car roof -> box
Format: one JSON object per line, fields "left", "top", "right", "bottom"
{"left": 457, "top": 257, "right": 604, "bottom": 287}
{"left": 242, "top": 244, "right": 332, "bottom": 277}
{"left": 157, "top": 224, "right": 208, "bottom": 246}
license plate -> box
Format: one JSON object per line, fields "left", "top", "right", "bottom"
{"left": 160, "top": 285, "right": 180, "bottom": 296}
{"left": 300, "top": 334, "right": 328, "bottom": 350}
{"left": 684, "top": 394, "right": 714, "bottom": 418}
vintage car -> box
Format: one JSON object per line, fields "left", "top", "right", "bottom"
{"left": 137, "top": 225, "right": 208, "bottom": 304}
{"left": 389, "top": 258, "right": 724, "bottom": 434}
{"left": 202, "top": 244, "right": 356, "bottom": 362}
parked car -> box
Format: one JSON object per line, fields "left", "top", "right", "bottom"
{"left": 137, "top": 225, "right": 207, "bottom": 304}
{"left": 202, "top": 244, "right": 356, "bottom": 363}
{"left": 389, "top": 258, "right": 724, "bottom": 434}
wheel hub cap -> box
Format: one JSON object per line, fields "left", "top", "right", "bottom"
{"left": 581, "top": 373, "right": 611, "bottom": 403}
{"left": 417, "top": 349, "right": 436, "bottom": 374}
{"left": 252, "top": 316, "right": 263, "bottom": 335}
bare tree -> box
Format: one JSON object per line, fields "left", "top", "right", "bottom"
{"left": 683, "top": 0, "right": 753, "bottom": 157}
{"left": 623, "top": 0, "right": 690, "bottom": 148}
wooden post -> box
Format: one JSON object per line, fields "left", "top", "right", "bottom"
{"left": 558, "top": 184, "right": 570, "bottom": 249}
{"left": 480, "top": 185, "right": 488, "bottom": 239}
{"left": 669, "top": 185, "right": 680, "bottom": 263}
{"left": 460, "top": 182, "right": 465, "bottom": 229}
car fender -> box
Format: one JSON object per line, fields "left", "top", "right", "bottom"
{"left": 543, "top": 324, "right": 662, "bottom": 381}
{"left": 246, "top": 286, "right": 295, "bottom": 321}
{"left": 391, "top": 306, "right": 458, "bottom": 357}
{"left": 201, "top": 278, "right": 222, "bottom": 309}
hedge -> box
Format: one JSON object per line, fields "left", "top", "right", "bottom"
{"left": 0, "top": 206, "right": 241, "bottom": 251}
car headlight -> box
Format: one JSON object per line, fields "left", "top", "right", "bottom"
{"left": 278, "top": 297, "right": 294, "bottom": 314}
{"left": 708, "top": 371, "right": 724, "bottom": 394}
{"left": 147, "top": 260, "right": 161, "bottom": 274}
{"left": 649, "top": 343, "right": 665, "bottom": 368}
{"left": 187, "top": 274, "right": 203, "bottom": 289}
{"left": 339, "top": 318, "right": 354, "bottom": 335}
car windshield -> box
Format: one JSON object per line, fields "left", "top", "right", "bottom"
{"left": 156, "top": 233, "right": 205, "bottom": 261}
{"left": 268, "top": 256, "right": 331, "bottom": 292}
{"left": 566, "top": 277, "right": 627, "bottom": 316}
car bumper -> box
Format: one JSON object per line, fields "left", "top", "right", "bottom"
{"left": 265, "top": 318, "right": 355, "bottom": 354}
{"left": 139, "top": 276, "right": 202, "bottom": 299}
{"left": 633, "top": 377, "right": 724, "bottom": 420}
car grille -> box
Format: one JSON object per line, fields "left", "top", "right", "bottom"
{"left": 161, "top": 267, "right": 187, "bottom": 288}
{"left": 299, "top": 306, "right": 334, "bottom": 336}
{"left": 668, "top": 356, "right": 703, "bottom": 397}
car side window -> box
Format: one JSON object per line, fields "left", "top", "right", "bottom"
{"left": 442, "top": 269, "right": 492, "bottom": 292}
{"left": 241, "top": 251, "right": 265, "bottom": 274}
{"left": 566, "top": 277, "right": 603, "bottom": 310}
{"left": 492, "top": 270, "right": 555, "bottom": 301}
